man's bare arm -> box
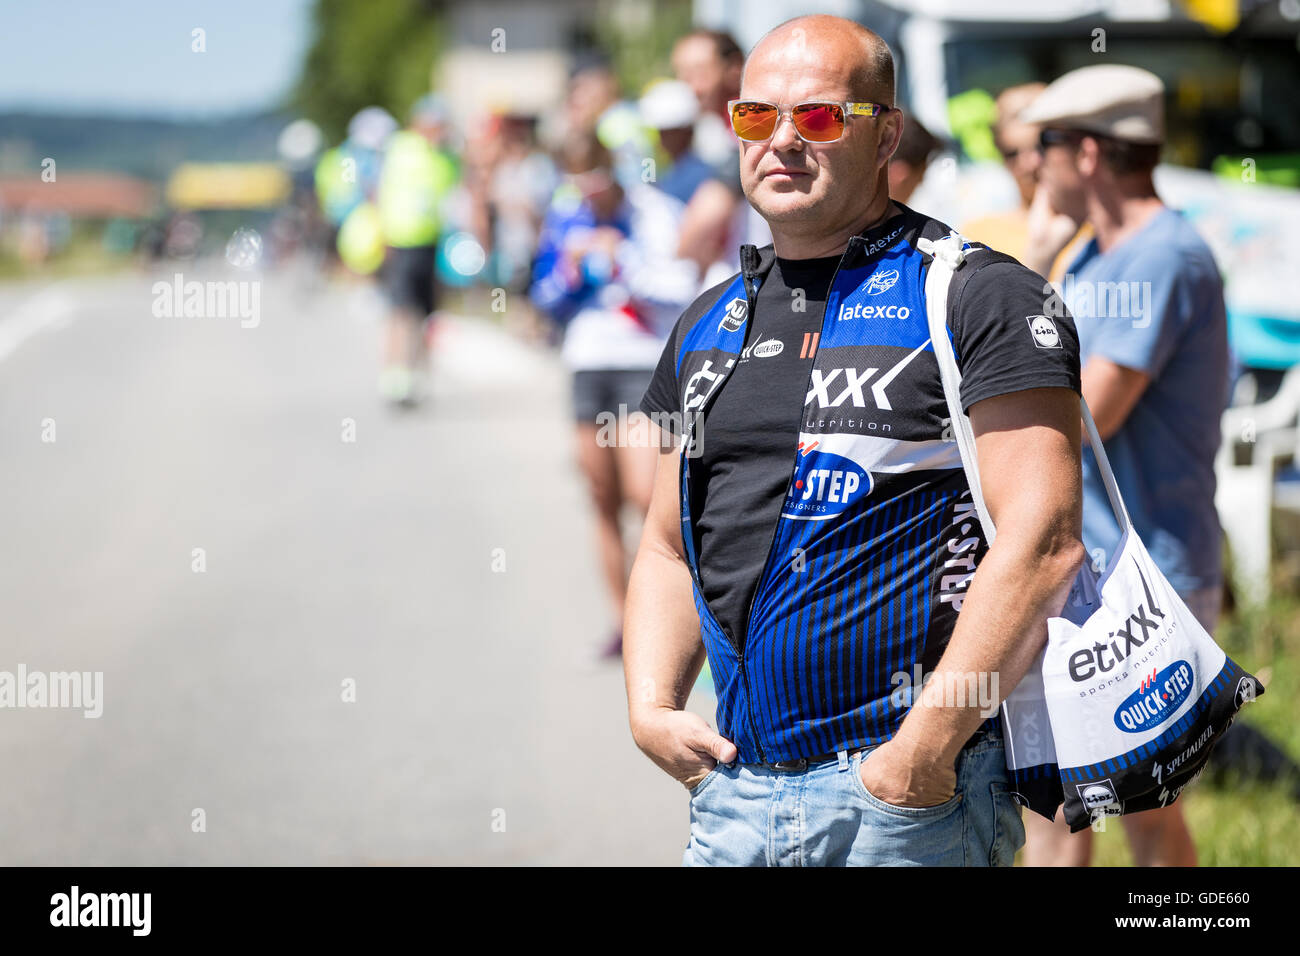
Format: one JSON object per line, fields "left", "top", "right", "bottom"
{"left": 675, "top": 179, "right": 738, "bottom": 276}
{"left": 624, "top": 429, "right": 738, "bottom": 788}
{"left": 862, "top": 387, "right": 1086, "bottom": 805}
{"left": 1081, "top": 357, "right": 1150, "bottom": 441}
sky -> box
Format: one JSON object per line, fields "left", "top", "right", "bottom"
{"left": 0, "top": 0, "right": 315, "bottom": 116}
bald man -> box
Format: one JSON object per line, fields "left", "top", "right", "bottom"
{"left": 625, "top": 15, "right": 1087, "bottom": 866}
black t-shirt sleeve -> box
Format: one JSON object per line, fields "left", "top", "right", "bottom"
{"left": 640, "top": 331, "right": 682, "bottom": 432}
{"left": 951, "top": 259, "right": 1082, "bottom": 412}
{"left": 639, "top": 274, "right": 740, "bottom": 435}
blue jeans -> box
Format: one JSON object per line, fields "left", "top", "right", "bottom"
{"left": 682, "top": 725, "right": 1024, "bottom": 866}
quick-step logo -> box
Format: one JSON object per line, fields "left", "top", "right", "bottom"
{"left": 1113, "top": 659, "right": 1194, "bottom": 733}
{"left": 780, "top": 441, "right": 872, "bottom": 520}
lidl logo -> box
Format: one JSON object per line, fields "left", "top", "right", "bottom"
{"left": 1027, "top": 314, "right": 1061, "bottom": 349}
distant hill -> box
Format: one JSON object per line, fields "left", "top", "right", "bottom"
{"left": 0, "top": 111, "right": 293, "bottom": 183}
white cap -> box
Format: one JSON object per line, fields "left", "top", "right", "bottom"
{"left": 1019, "top": 65, "right": 1164, "bottom": 144}
{"left": 639, "top": 80, "right": 700, "bottom": 130}
{"left": 347, "top": 106, "right": 398, "bottom": 150}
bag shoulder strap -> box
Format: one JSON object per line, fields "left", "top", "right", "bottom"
{"left": 917, "top": 231, "right": 1131, "bottom": 543}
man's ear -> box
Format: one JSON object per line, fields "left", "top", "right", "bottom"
{"left": 876, "top": 109, "right": 903, "bottom": 169}
{"left": 1077, "top": 136, "right": 1102, "bottom": 179}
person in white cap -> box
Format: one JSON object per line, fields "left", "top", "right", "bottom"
{"left": 1019, "top": 64, "right": 1230, "bottom": 867}
{"left": 639, "top": 80, "right": 718, "bottom": 207}
{"left": 671, "top": 29, "right": 774, "bottom": 291}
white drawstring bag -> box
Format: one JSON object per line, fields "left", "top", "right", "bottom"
{"left": 922, "top": 231, "right": 1265, "bottom": 830}
{"left": 1039, "top": 456, "right": 1263, "bottom": 832}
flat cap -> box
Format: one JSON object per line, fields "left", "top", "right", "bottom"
{"left": 1019, "top": 64, "right": 1164, "bottom": 144}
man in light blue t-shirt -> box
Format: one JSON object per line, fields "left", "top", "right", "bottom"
{"left": 1020, "top": 64, "right": 1230, "bottom": 867}
{"left": 1067, "top": 209, "right": 1229, "bottom": 597}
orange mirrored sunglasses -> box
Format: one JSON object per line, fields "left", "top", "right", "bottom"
{"left": 727, "top": 100, "right": 887, "bottom": 144}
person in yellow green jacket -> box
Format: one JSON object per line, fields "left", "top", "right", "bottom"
{"left": 376, "top": 95, "right": 459, "bottom": 406}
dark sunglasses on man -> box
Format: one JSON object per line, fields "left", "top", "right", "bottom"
{"left": 1037, "top": 127, "right": 1085, "bottom": 153}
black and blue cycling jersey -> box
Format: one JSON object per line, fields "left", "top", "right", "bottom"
{"left": 641, "top": 205, "right": 1081, "bottom": 764}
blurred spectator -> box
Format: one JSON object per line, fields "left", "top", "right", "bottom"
{"left": 670, "top": 28, "right": 771, "bottom": 290}
{"left": 530, "top": 135, "right": 696, "bottom": 658}
{"left": 374, "top": 95, "right": 458, "bottom": 406}
{"left": 17, "top": 212, "right": 51, "bottom": 266}
{"left": 314, "top": 106, "right": 397, "bottom": 269}
{"left": 487, "top": 113, "right": 557, "bottom": 293}
{"left": 563, "top": 54, "right": 621, "bottom": 138}
{"left": 559, "top": 54, "right": 653, "bottom": 191}
{"left": 962, "top": 83, "right": 1089, "bottom": 280}
{"left": 1018, "top": 64, "right": 1229, "bottom": 868}
{"left": 163, "top": 211, "right": 203, "bottom": 260}
{"left": 639, "top": 80, "right": 715, "bottom": 205}
{"left": 671, "top": 29, "right": 744, "bottom": 177}
{"left": 888, "top": 115, "right": 941, "bottom": 204}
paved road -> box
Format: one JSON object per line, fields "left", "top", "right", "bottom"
{"left": 0, "top": 264, "right": 714, "bottom": 865}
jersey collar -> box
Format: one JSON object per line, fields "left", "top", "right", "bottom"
{"left": 739, "top": 199, "right": 922, "bottom": 288}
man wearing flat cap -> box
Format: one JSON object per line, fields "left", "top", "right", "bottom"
{"left": 1020, "top": 64, "right": 1230, "bottom": 867}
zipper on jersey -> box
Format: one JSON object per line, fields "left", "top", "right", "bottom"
{"left": 681, "top": 243, "right": 767, "bottom": 761}
{"left": 736, "top": 243, "right": 766, "bottom": 763}
{"left": 687, "top": 242, "right": 763, "bottom": 663}
{"left": 738, "top": 220, "right": 908, "bottom": 651}
{"left": 737, "top": 240, "right": 855, "bottom": 655}
{"left": 735, "top": 230, "right": 901, "bottom": 760}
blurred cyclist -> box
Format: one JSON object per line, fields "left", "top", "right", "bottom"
{"left": 375, "top": 95, "right": 458, "bottom": 406}
{"left": 530, "top": 136, "right": 696, "bottom": 658}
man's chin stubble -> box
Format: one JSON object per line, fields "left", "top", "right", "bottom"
{"left": 750, "top": 191, "right": 823, "bottom": 223}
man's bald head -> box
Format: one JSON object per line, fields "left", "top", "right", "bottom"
{"left": 734, "top": 13, "right": 903, "bottom": 255}
{"left": 743, "top": 15, "right": 895, "bottom": 106}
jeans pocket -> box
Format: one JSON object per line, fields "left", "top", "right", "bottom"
{"left": 688, "top": 762, "right": 725, "bottom": 799}
{"left": 851, "top": 748, "right": 963, "bottom": 819}
{"left": 988, "top": 781, "right": 1026, "bottom": 866}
